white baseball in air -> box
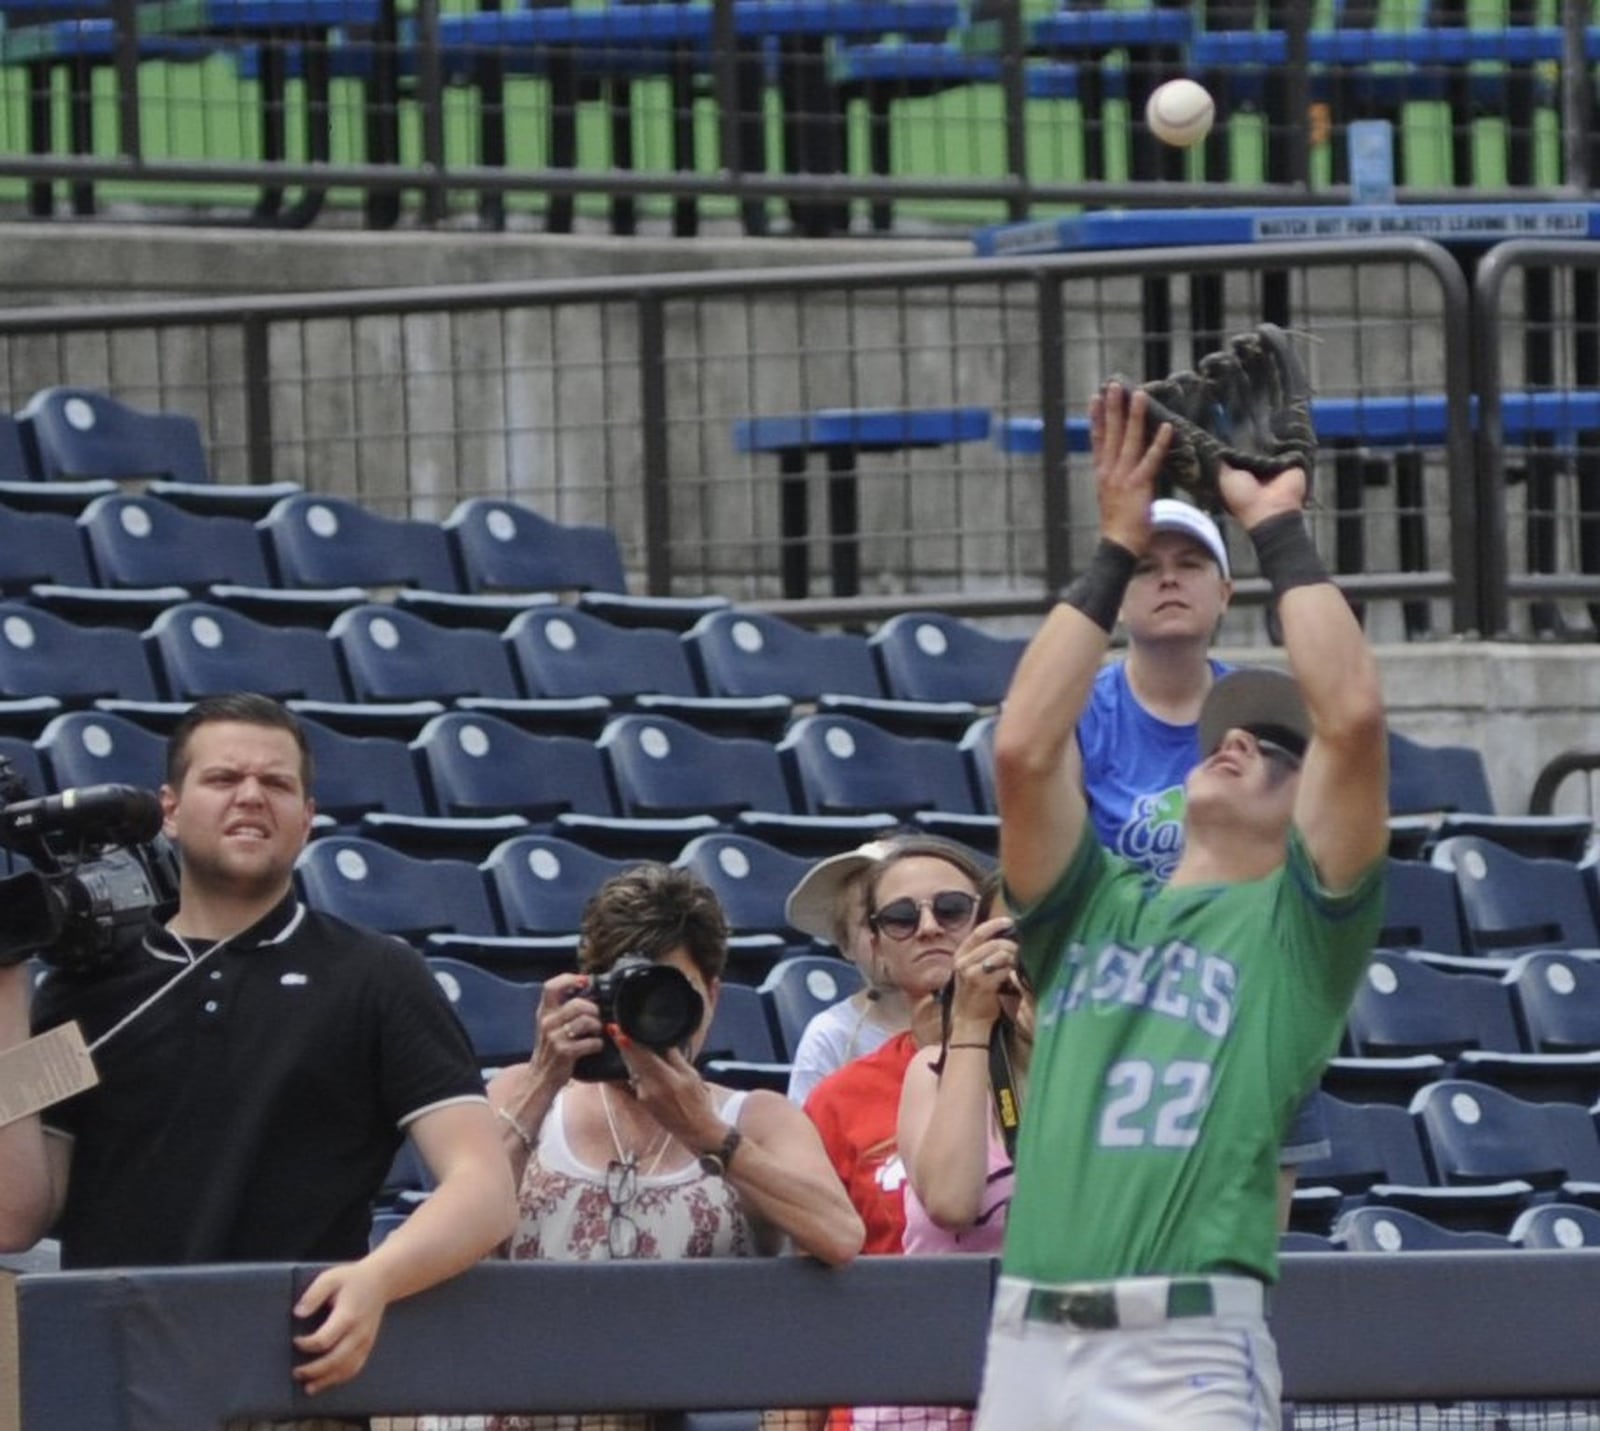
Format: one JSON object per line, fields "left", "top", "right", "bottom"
{"left": 1146, "top": 78, "right": 1215, "bottom": 149}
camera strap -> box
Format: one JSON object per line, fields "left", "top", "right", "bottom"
{"left": 988, "top": 1027, "right": 1022, "bottom": 1163}
{"left": 86, "top": 934, "right": 231, "bottom": 1055}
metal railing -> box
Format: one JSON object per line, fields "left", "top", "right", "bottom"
{"left": 0, "top": 1, "right": 1596, "bottom": 232}
{"left": 0, "top": 237, "right": 1476, "bottom": 634}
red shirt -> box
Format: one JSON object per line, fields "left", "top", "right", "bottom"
{"left": 804, "top": 1031, "right": 921, "bottom": 1256}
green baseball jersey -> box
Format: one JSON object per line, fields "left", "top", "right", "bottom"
{"left": 1003, "top": 827, "right": 1382, "bottom": 1286}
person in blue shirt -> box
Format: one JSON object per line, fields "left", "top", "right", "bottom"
{"left": 1073, "top": 497, "right": 1330, "bottom": 1219}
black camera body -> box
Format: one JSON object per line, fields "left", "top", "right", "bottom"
{"left": 570, "top": 954, "right": 705, "bottom": 1083}
{"left": 0, "top": 762, "right": 180, "bottom": 975}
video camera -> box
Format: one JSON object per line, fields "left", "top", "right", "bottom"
{"left": 0, "top": 755, "right": 179, "bottom": 974}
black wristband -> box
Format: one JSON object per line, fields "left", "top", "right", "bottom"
{"left": 1249, "top": 511, "right": 1329, "bottom": 598}
{"left": 1062, "top": 538, "right": 1138, "bottom": 633}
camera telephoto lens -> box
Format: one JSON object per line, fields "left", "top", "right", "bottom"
{"left": 616, "top": 965, "right": 703, "bottom": 1049}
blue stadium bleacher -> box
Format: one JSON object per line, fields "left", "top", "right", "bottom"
{"left": 673, "top": 832, "right": 815, "bottom": 946}
{"left": 78, "top": 492, "right": 275, "bottom": 593}
{"left": 17, "top": 386, "right": 210, "bottom": 486}
{"left": 869, "top": 612, "right": 1026, "bottom": 707}
{"left": 144, "top": 601, "right": 349, "bottom": 704}
{"left": 0, "top": 504, "right": 95, "bottom": 592}
{"left": 505, "top": 605, "right": 791, "bottom": 738}
{"left": 1331, "top": 1206, "right": 1512, "bottom": 1254}
{"left": 294, "top": 835, "right": 503, "bottom": 954}
{"left": 759, "top": 953, "right": 865, "bottom": 1063}
{"left": 260, "top": 492, "right": 459, "bottom": 594}
{"left": 426, "top": 956, "right": 542, "bottom": 1067}
{"left": 1411, "top": 1079, "right": 1600, "bottom": 1209}
{"left": 329, "top": 603, "right": 522, "bottom": 706}
{"left": 1432, "top": 835, "right": 1600, "bottom": 958}
{"left": 779, "top": 712, "right": 994, "bottom": 851}
{"left": 0, "top": 602, "right": 163, "bottom": 708}
{"left": 37, "top": 710, "right": 168, "bottom": 792}
{"left": 482, "top": 834, "right": 629, "bottom": 939}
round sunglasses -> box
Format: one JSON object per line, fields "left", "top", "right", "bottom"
{"left": 870, "top": 889, "right": 980, "bottom": 941}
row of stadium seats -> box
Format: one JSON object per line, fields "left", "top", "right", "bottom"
{"left": 0, "top": 599, "right": 1025, "bottom": 732}
{"left": 1291, "top": 1078, "right": 1600, "bottom": 1240}
{"left": 1289, "top": 1202, "right": 1600, "bottom": 1255}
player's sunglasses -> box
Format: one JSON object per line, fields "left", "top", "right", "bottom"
{"left": 1253, "top": 735, "right": 1304, "bottom": 775}
{"left": 870, "top": 890, "right": 980, "bottom": 941}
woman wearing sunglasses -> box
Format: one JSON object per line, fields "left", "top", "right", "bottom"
{"left": 802, "top": 837, "right": 992, "bottom": 1259}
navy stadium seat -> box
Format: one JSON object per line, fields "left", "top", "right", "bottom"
{"left": 1508, "top": 1202, "right": 1600, "bottom": 1250}
{"left": 600, "top": 715, "right": 794, "bottom": 822}
{"left": 1347, "top": 951, "right": 1522, "bottom": 1059}
{"left": 295, "top": 836, "right": 500, "bottom": 949}
{"left": 961, "top": 715, "right": 997, "bottom": 815}
{"left": 37, "top": 711, "right": 167, "bottom": 792}
{"left": 673, "top": 832, "right": 814, "bottom": 943}
{"left": 330, "top": 604, "right": 522, "bottom": 705}
{"left": 869, "top": 612, "right": 1025, "bottom": 706}
{"left": 414, "top": 713, "right": 613, "bottom": 822}
{"left": 1387, "top": 729, "right": 1496, "bottom": 817}
{"left": 18, "top": 387, "right": 210, "bottom": 485}
{"left": 1432, "top": 836, "right": 1600, "bottom": 957}
{"left": 0, "top": 505, "right": 94, "bottom": 592}
{"left": 700, "top": 981, "right": 789, "bottom": 1093}
{"left": 145, "top": 602, "right": 349, "bottom": 704}
{"left": 260, "top": 493, "right": 459, "bottom": 593}
{"left": 483, "top": 834, "right": 632, "bottom": 939}
{"left": 297, "top": 719, "right": 430, "bottom": 825}
{"left": 0, "top": 603, "right": 160, "bottom": 706}
{"left": 686, "top": 609, "right": 884, "bottom": 703}
{"left": 427, "top": 956, "right": 542, "bottom": 1066}
{"left": 1378, "top": 858, "right": 1469, "bottom": 960}
{"left": 79, "top": 492, "right": 274, "bottom": 591}
{"left": 780, "top": 713, "right": 984, "bottom": 821}
{"left": 1296, "top": 1091, "right": 1434, "bottom": 1197}
{"left": 0, "top": 414, "right": 34, "bottom": 482}
{"left": 1505, "top": 952, "right": 1600, "bottom": 1054}
{"left": 507, "top": 606, "right": 700, "bottom": 702}
{"left": 445, "top": 496, "right": 627, "bottom": 594}
{"left": 760, "top": 954, "right": 865, "bottom": 1062}
{"left": 1331, "top": 1207, "right": 1510, "bottom": 1253}
{"left": 1411, "top": 1079, "right": 1600, "bottom": 1200}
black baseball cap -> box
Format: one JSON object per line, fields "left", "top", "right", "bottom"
{"left": 1197, "top": 668, "right": 1310, "bottom": 760}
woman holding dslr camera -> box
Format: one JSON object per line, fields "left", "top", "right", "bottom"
{"left": 486, "top": 863, "right": 863, "bottom": 1275}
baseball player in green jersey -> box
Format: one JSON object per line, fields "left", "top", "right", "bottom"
{"left": 973, "top": 382, "right": 1388, "bottom": 1430}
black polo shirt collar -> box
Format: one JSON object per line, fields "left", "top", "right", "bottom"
{"left": 144, "top": 889, "right": 307, "bottom": 965}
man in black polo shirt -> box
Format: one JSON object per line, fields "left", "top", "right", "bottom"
{"left": 0, "top": 693, "right": 517, "bottom": 1397}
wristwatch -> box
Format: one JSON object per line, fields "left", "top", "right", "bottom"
{"left": 698, "top": 1126, "right": 743, "bottom": 1178}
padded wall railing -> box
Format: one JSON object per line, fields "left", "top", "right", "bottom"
{"left": 0, "top": 236, "right": 1479, "bottom": 634}
{"left": 7, "top": 1253, "right": 1600, "bottom": 1426}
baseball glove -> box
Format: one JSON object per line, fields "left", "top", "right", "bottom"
{"left": 1137, "top": 366, "right": 1225, "bottom": 511}
{"left": 1139, "top": 323, "right": 1317, "bottom": 511}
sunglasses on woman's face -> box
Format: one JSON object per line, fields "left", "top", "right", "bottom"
{"left": 870, "top": 890, "right": 980, "bottom": 941}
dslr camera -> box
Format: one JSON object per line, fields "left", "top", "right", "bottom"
{"left": 570, "top": 954, "right": 704, "bottom": 1083}
{"left": 0, "top": 756, "right": 180, "bottom": 975}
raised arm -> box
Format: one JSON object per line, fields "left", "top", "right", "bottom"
{"left": 1218, "top": 462, "right": 1389, "bottom": 892}
{"left": 0, "top": 966, "right": 70, "bottom": 1253}
{"left": 995, "top": 386, "right": 1172, "bottom": 905}
{"left": 898, "top": 917, "right": 1018, "bottom": 1229}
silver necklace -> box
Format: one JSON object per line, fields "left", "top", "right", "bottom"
{"left": 599, "top": 1083, "right": 674, "bottom": 1177}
